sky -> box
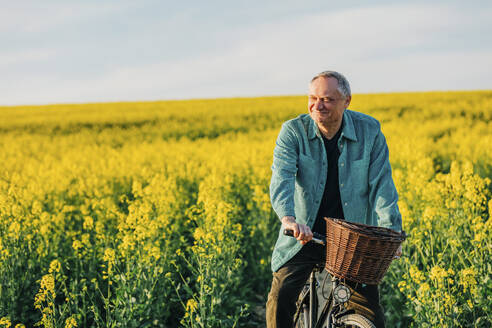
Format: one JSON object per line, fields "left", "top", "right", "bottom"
{"left": 1, "top": 0, "right": 491, "bottom": 106}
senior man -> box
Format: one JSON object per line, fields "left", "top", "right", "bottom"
{"left": 266, "top": 71, "right": 402, "bottom": 328}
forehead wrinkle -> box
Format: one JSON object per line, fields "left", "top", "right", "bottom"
{"left": 309, "top": 86, "right": 341, "bottom": 98}
{"left": 309, "top": 77, "right": 342, "bottom": 98}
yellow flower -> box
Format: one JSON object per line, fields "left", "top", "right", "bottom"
{"left": 8, "top": 222, "right": 21, "bottom": 239}
{"left": 40, "top": 274, "right": 55, "bottom": 295}
{"left": 186, "top": 298, "right": 198, "bottom": 313}
{"left": 193, "top": 228, "right": 206, "bottom": 241}
{"left": 397, "top": 281, "right": 407, "bottom": 292}
{"left": 34, "top": 274, "right": 56, "bottom": 312}
{"left": 0, "top": 316, "right": 11, "bottom": 328}
{"left": 72, "top": 240, "right": 83, "bottom": 251}
{"left": 65, "top": 316, "right": 77, "bottom": 328}
{"left": 441, "top": 292, "right": 455, "bottom": 315}
{"left": 417, "top": 282, "right": 430, "bottom": 296}
{"left": 2, "top": 89, "right": 492, "bottom": 327}
{"left": 473, "top": 231, "right": 486, "bottom": 244}
{"left": 409, "top": 265, "right": 425, "bottom": 284}
{"left": 81, "top": 233, "right": 91, "bottom": 247}
{"left": 429, "top": 266, "right": 447, "bottom": 282}
{"left": 448, "top": 239, "right": 460, "bottom": 247}
{"left": 103, "top": 248, "right": 115, "bottom": 263}
{"left": 48, "top": 259, "right": 61, "bottom": 274}
{"left": 83, "top": 216, "right": 94, "bottom": 230}
{"left": 459, "top": 267, "right": 478, "bottom": 295}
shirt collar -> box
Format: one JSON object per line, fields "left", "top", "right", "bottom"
{"left": 307, "top": 109, "right": 358, "bottom": 142}
{"left": 341, "top": 110, "right": 357, "bottom": 141}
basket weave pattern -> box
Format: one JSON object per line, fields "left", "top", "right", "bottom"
{"left": 324, "top": 217, "right": 406, "bottom": 285}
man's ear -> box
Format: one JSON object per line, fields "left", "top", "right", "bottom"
{"left": 344, "top": 95, "right": 352, "bottom": 108}
{"left": 307, "top": 102, "right": 314, "bottom": 114}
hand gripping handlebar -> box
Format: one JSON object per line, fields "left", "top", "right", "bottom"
{"left": 283, "top": 229, "right": 326, "bottom": 246}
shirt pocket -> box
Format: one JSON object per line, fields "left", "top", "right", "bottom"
{"left": 296, "top": 154, "right": 317, "bottom": 195}
{"left": 351, "top": 159, "right": 369, "bottom": 196}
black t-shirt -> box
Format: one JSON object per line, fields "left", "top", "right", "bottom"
{"left": 312, "top": 127, "right": 345, "bottom": 235}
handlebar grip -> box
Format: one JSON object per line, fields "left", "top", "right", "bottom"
{"left": 283, "top": 229, "right": 295, "bottom": 237}
{"left": 283, "top": 229, "right": 326, "bottom": 245}
{"left": 283, "top": 229, "right": 325, "bottom": 238}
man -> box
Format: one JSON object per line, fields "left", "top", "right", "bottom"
{"left": 266, "top": 71, "right": 402, "bottom": 328}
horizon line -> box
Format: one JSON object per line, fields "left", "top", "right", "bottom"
{"left": 1, "top": 88, "right": 490, "bottom": 108}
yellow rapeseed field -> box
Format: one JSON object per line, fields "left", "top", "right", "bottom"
{"left": 0, "top": 91, "right": 491, "bottom": 327}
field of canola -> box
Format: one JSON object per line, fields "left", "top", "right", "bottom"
{"left": 0, "top": 91, "right": 491, "bottom": 328}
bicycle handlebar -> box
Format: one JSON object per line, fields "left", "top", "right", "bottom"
{"left": 283, "top": 229, "right": 326, "bottom": 246}
{"left": 283, "top": 229, "right": 402, "bottom": 259}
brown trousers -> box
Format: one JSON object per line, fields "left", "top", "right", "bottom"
{"left": 266, "top": 243, "right": 385, "bottom": 328}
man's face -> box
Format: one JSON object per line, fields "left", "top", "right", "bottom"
{"left": 308, "top": 77, "right": 351, "bottom": 127}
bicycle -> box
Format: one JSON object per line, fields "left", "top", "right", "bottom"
{"left": 284, "top": 229, "right": 376, "bottom": 328}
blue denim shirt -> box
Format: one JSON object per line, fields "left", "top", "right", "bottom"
{"left": 269, "top": 110, "right": 402, "bottom": 272}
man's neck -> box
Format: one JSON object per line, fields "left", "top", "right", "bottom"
{"left": 318, "top": 119, "right": 343, "bottom": 140}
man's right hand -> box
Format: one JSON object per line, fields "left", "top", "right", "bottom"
{"left": 281, "top": 216, "right": 313, "bottom": 245}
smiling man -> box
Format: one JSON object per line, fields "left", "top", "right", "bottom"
{"left": 266, "top": 71, "right": 402, "bottom": 327}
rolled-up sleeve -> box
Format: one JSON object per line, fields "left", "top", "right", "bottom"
{"left": 270, "top": 122, "right": 299, "bottom": 220}
{"left": 368, "top": 126, "right": 402, "bottom": 232}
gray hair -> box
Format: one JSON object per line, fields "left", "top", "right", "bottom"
{"left": 311, "top": 71, "right": 351, "bottom": 98}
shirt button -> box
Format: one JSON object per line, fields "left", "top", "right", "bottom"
{"left": 341, "top": 163, "right": 345, "bottom": 167}
{"left": 344, "top": 202, "right": 348, "bottom": 206}
{"left": 340, "top": 183, "right": 344, "bottom": 187}
{"left": 340, "top": 144, "right": 343, "bottom": 148}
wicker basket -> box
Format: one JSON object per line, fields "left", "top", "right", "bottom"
{"left": 324, "top": 217, "right": 406, "bottom": 285}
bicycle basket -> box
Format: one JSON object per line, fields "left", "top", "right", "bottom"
{"left": 324, "top": 217, "right": 406, "bottom": 285}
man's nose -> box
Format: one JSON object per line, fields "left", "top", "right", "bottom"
{"left": 316, "top": 99, "right": 324, "bottom": 110}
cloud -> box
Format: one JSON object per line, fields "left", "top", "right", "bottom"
{"left": 1, "top": 2, "right": 491, "bottom": 105}
{"left": 0, "top": 1, "right": 135, "bottom": 34}
{"left": 89, "top": 3, "right": 492, "bottom": 96}
{"left": 0, "top": 48, "right": 58, "bottom": 68}
{"left": 348, "top": 50, "right": 492, "bottom": 93}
